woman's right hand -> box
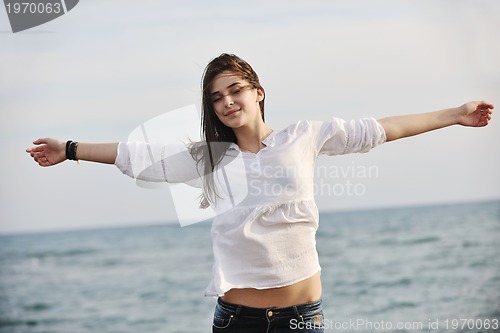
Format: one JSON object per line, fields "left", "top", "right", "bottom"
{"left": 26, "top": 138, "right": 67, "bottom": 167}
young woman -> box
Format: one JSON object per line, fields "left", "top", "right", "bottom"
{"left": 27, "top": 54, "right": 493, "bottom": 333}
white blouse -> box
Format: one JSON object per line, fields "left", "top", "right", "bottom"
{"left": 115, "top": 117, "right": 386, "bottom": 297}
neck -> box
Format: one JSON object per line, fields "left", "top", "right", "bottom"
{"left": 233, "top": 121, "right": 272, "bottom": 153}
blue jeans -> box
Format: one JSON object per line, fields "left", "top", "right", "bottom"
{"left": 212, "top": 297, "right": 324, "bottom": 333}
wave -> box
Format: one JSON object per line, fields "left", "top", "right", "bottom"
{"left": 378, "top": 236, "right": 440, "bottom": 246}
{"left": 371, "top": 277, "right": 412, "bottom": 288}
{"left": 26, "top": 248, "right": 98, "bottom": 260}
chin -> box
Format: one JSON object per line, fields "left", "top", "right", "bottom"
{"left": 222, "top": 120, "right": 245, "bottom": 129}
{"left": 225, "top": 124, "right": 244, "bottom": 130}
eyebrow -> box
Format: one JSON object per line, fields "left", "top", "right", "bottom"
{"left": 210, "top": 82, "right": 242, "bottom": 97}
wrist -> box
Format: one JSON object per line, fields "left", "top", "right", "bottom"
{"left": 59, "top": 141, "right": 66, "bottom": 154}
{"left": 455, "top": 103, "right": 477, "bottom": 126}
{"left": 441, "top": 107, "right": 463, "bottom": 126}
{"left": 452, "top": 106, "right": 464, "bottom": 125}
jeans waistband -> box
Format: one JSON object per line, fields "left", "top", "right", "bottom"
{"left": 217, "top": 297, "right": 322, "bottom": 318}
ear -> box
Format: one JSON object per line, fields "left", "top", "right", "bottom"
{"left": 256, "top": 88, "right": 265, "bottom": 102}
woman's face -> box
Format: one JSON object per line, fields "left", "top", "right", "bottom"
{"left": 209, "top": 71, "right": 264, "bottom": 130}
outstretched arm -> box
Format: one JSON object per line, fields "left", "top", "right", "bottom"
{"left": 26, "top": 138, "right": 118, "bottom": 167}
{"left": 378, "top": 101, "right": 494, "bottom": 142}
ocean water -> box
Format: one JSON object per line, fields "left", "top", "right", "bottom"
{"left": 1, "top": 200, "right": 499, "bottom": 333}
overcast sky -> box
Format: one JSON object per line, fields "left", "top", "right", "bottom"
{"left": 1, "top": 0, "right": 499, "bottom": 234}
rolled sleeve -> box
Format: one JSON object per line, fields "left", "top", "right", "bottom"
{"left": 311, "top": 117, "right": 386, "bottom": 156}
{"left": 114, "top": 141, "right": 203, "bottom": 187}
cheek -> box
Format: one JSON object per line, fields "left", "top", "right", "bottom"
{"left": 212, "top": 105, "right": 229, "bottom": 125}
{"left": 213, "top": 104, "right": 224, "bottom": 118}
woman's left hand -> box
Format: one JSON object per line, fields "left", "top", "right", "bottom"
{"left": 458, "top": 101, "right": 494, "bottom": 127}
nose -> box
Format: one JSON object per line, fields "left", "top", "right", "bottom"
{"left": 223, "top": 95, "right": 234, "bottom": 108}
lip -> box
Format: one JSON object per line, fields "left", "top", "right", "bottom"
{"left": 225, "top": 109, "right": 241, "bottom": 117}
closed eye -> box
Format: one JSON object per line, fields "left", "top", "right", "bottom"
{"left": 211, "top": 85, "right": 253, "bottom": 104}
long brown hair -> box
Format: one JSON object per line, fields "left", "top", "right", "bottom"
{"left": 191, "top": 54, "right": 266, "bottom": 206}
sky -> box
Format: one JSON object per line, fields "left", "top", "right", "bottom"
{"left": 1, "top": 0, "right": 499, "bottom": 234}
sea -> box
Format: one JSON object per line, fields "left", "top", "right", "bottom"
{"left": 1, "top": 200, "right": 499, "bottom": 333}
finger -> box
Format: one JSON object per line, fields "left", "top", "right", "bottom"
{"left": 40, "top": 155, "right": 53, "bottom": 167}
{"left": 32, "top": 138, "right": 49, "bottom": 145}
{"left": 27, "top": 139, "right": 48, "bottom": 153}
{"left": 481, "top": 110, "right": 490, "bottom": 117}
{"left": 26, "top": 145, "right": 46, "bottom": 153}
{"left": 30, "top": 151, "right": 45, "bottom": 159}
{"left": 37, "top": 159, "right": 49, "bottom": 167}
{"left": 33, "top": 153, "right": 42, "bottom": 162}
{"left": 478, "top": 102, "right": 494, "bottom": 110}
{"left": 34, "top": 155, "right": 50, "bottom": 166}
{"left": 480, "top": 116, "right": 491, "bottom": 126}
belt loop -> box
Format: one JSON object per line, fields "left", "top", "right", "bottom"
{"left": 292, "top": 305, "right": 303, "bottom": 321}
{"left": 235, "top": 304, "right": 242, "bottom": 317}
